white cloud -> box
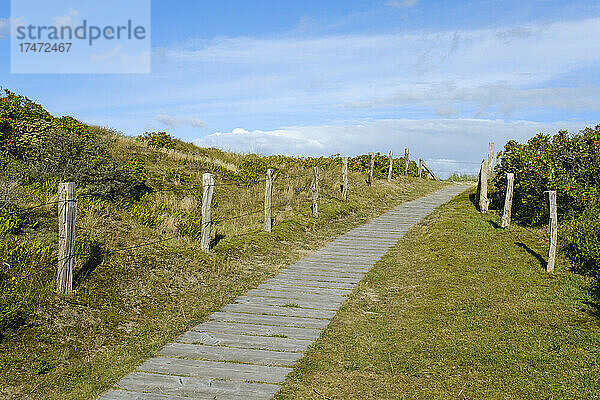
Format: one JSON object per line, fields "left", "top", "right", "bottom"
{"left": 89, "top": 45, "right": 151, "bottom": 73}
{"left": 53, "top": 7, "right": 80, "bottom": 27}
{"left": 0, "top": 16, "right": 26, "bottom": 39}
{"left": 345, "top": 83, "right": 600, "bottom": 117}
{"left": 194, "top": 118, "right": 592, "bottom": 177}
{"left": 141, "top": 17, "right": 600, "bottom": 120}
{"left": 386, "top": 0, "right": 419, "bottom": 8}
{"left": 156, "top": 113, "right": 206, "bottom": 129}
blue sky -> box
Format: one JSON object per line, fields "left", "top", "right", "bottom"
{"left": 1, "top": 0, "right": 600, "bottom": 176}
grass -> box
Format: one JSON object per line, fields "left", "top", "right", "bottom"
{"left": 276, "top": 190, "right": 600, "bottom": 400}
{"left": 0, "top": 133, "right": 446, "bottom": 400}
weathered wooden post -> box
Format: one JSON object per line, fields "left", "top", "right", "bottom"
{"left": 420, "top": 160, "right": 439, "bottom": 181}
{"left": 368, "top": 152, "right": 374, "bottom": 186}
{"left": 501, "top": 173, "right": 514, "bottom": 228}
{"left": 311, "top": 166, "right": 319, "bottom": 217}
{"left": 342, "top": 157, "right": 348, "bottom": 201}
{"left": 201, "top": 173, "right": 214, "bottom": 252}
{"left": 488, "top": 142, "right": 495, "bottom": 174}
{"left": 404, "top": 148, "right": 409, "bottom": 175}
{"left": 264, "top": 169, "right": 273, "bottom": 232}
{"left": 546, "top": 190, "right": 557, "bottom": 273}
{"left": 57, "top": 182, "right": 76, "bottom": 294}
{"left": 387, "top": 151, "right": 393, "bottom": 182}
{"left": 478, "top": 159, "right": 489, "bottom": 213}
{"left": 418, "top": 159, "right": 423, "bottom": 178}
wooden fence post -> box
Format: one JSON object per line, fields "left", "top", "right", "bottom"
{"left": 387, "top": 151, "right": 393, "bottom": 182}
{"left": 264, "top": 169, "right": 273, "bottom": 232}
{"left": 478, "top": 159, "right": 489, "bottom": 213}
{"left": 57, "top": 182, "right": 76, "bottom": 294}
{"left": 311, "top": 166, "right": 319, "bottom": 217}
{"left": 418, "top": 159, "right": 423, "bottom": 178}
{"left": 501, "top": 173, "right": 514, "bottom": 228}
{"left": 420, "top": 160, "right": 439, "bottom": 181}
{"left": 342, "top": 157, "right": 348, "bottom": 201}
{"left": 488, "top": 142, "right": 495, "bottom": 174}
{"left": 201, "top": 173, "right": 214, "bottom": 252}
{"left": 546, "top": 190, "right": 557, "bottom": 273}
{"left": 404, "top": 148, "right": 409, "bottom": 175}
{"left": 368, "top": 152, "right": 374, "bottom": 186}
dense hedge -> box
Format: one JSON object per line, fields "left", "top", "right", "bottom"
{"left": 491, "top": 125, "right": 600, "bottom": 288}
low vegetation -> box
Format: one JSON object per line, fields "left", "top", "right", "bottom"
{"left": 277, "top": 190, "right": 600, "bottom": 399}
{"left": 0, "top": 90, "right": 445, "bottom": 399}
{"left": 491, "top": 125, "right": 600, "bottom": 293}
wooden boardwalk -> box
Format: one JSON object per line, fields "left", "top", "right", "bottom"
{"left": 99, "top": 184, "right": 470, "bottom": 400}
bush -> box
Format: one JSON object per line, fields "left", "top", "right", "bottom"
{"left": 492, "top": 126, "right": 600, "bottom": 226}
{"left": 138, "top": 131, "right": 176, "bottom": 150}
{"left": 349, "top": 153, "right": 418, "bottom": 178}
{"left": 562, "top": 207, "right": 600, "bottom": 277}
{"left": 1, "top": 89, "right": 150, "bottom": 200}
{"left": 493, "top": 125, "right": 600, "bottom": 293}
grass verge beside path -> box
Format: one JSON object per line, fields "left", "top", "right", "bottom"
{"left": 276, "top": 190, "right": 600, "bottom": 400}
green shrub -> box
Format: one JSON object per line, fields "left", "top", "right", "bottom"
{"left": 562, "top": 207, "right": 600, "bottom": 277}
{"left": 166, "top": 168, "right": 191, "bottom": 184}
{"left": 138, "top": 131, "right": 176, "bottom": 150}
{"left": 1, "top": 89, "right": 150, "bottom": 201}
{"left": 492, "top": 126, "right": 600, "bottom": 226}
{"left": 349, "top": 153, "right": 418, "bottom": 178}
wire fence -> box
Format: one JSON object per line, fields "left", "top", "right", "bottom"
{"left": 2, "top": 168, "right": 335, "bottom": 285}
{"left": 2, "top": 154, "right": 484, "bottom": 288}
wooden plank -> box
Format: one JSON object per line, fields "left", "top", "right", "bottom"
{"left": 99, "top": 389, "right": 196, "bottom": 400}
{"left": 176, "top": 331, "right": 312, "bottom": 352}
{"left": 501, "top": 173, "right": 514, "bottom": 228}
{"left": 404, "top": 148, "right": 409, "bottom": 175}
{"left": 273, "top": 275, "right": 361, "bottom": 286}
{"left": 159, "top": 343, "right": 302, "bottom": 366}
{"left": 193, "top": 321, "right": 322, "bottom": 340}
{"left": 257, "top": 283, "right": 351, "bottom": 296}
{"left": 57, "top": 182, "right": 76, "bottom": 294}
{"left": 222, "top": 303, "right": 337, "bottom": 319}
{"left": 138, "top": 357, "right": 291, "bottom": 384}
{"left": 266, "top": 278, "right": 355, "bottom": 290}
{"left": 116, "top": 372, "right": 280, "bottom": 399}
{"left": 234, "top": 295, "right": 342, "bottom": 311}
{"left": 229, "top": 291, "right": 345, "bottom": 308}
{"left": 285, "top": 265, "right": 365, "bottom": 275}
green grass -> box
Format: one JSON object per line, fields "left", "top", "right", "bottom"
{"left": 276, "top": 190, "right": 600, "bottom": 400}
{"left": 0, "top": 133, "right": 446, "bottom": 400}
